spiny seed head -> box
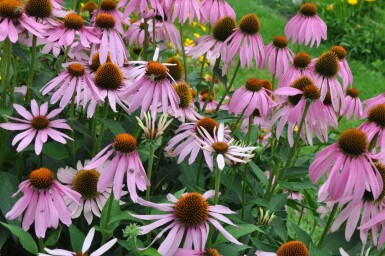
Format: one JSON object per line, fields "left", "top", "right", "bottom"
{"left": 31, "top": 115, "right": 49, "bottom": 130}
{"left": 196, "top": 117, "right": 219, "bottom": 137}
{"left": 204, "top": 248, "right": 220, "bottom": 256}
{"left": 212, "top": 142, "right": 229, "bottom": 154}
{"left": 29, "top": 168, "right": 54, "bottom": 190}
{"left": 273, "top": 35, "right": 288, "bottom": 49}
{"left": 346, "top": 87, "right": 359, "bottom": 98}
{"left": 81, "top": 1, "right": 98, "bottom": 13}
{"left": 299, "top": 3, "right": 317, "bottom": 17}
{"left": 368, "top": 104, "right": 385, "bottom": 128}
{"left": 165, "top": 57, "right": 183, "bottom": 81}
{"left": 174, "top": 82, "right": 193, "bottom": 108}
{"left": 72, "top": 169, "right": 100, "bottom": 199}
{"left": 277, "top": 241, "right": 309, "bottom": 256}
{"left": 100, "top": 0, "right": 116, "bottom": 11}
{"left": 239, "top": 14, "right": 260, "bottom": 35}
{"left": 95, "top": 13, "right": 115, "bottom": 29}
{"left": 174, "top": 192, "right": 209, "bottom": 227}
{"left": 114, "top": 133, "right": 137, "bottom": 153}
{"left": 288, "top": 76, "right": 313, "bottom": 105}
{"left": 330, "top": 45, "right": 347, "bottom": 60}
{"left": 260, "top": 80, "right": 272, "bottom": 91}
{"left": 338, "top": 128, "right": 367, "bottom": 157}
{"left": 213, "top": 16, "right": 236, "bottom": 42}
{"left": 64, "top": 13, "right": 84, "bottom": 30}
{"left": 245, "top": 78, "right": 262, "bottom": 92}
{"left": 95, "top": 62, "right": 123, "bottom": 90}
{"left": 293, "top": 52, "right": 311, "bottom": 69}
{"left": 0, "top": 0, "right": 22, "bottom": 19}
{"left": 315, "top": 51, "right": 339, "bottom": 78}
{"left": 68, "top": 63, "right": 85, "bottom": 77}
{"left": 303, "top": 84, "right": 320, "bottom": 100}
{"left": 25, "top": 0, "right": 52, "bottom": 19}
{"left": 90, "top": 52, "right": 101, "bottom": 72}
{"left": 146, "top": 61, "right": 168, "bottom": 81}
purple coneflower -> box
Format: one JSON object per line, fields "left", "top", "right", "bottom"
{"left": 278, "top": 52, "right": 313, "bottom": 88}
{"left": 360, "top": 104, "right": 385, "bottom": 153}
{"left": 124, "top": 19, "right": 154, "bottom": 48}
{"left": 85, "top": 133, "right": 149, "bottom": 202}
{"left": 172, "top": 82, "right": 202, "bottom": 122}
{"left": 256, "top": 241, "right": 309, "bottom": 256}
{"left": 174, "top": 247, "right": 221, "bottom": 256}
{"left": 131, "top": 191, "right": 241, "bottom": 256}
{"left": 284, "top": 3, "right": 327, "bottom": 47}
{"left": 264, "top": 36, "right": 294, "bottom": 78}
{"left": 171, "top": 0, "right": 205, "bottom": 24}
{"left": 199, "top": 91, "right": 219, "bottom": 113}
{"left": 330, "top": 45, "right": 353, "bottom": 89}
{"left": 340, "top": 87, "right": 362, "bottom": 120}
{"left": 200, "top": 0, "right": 235, "bottom": 26}
{"left": 0, "top": 100, "right": 72, "bottom": 155}
{"left": 6, "top": 168, "right": 81, "bottom": 238}
{"left": 118, "top": 0, "right": 164, "bottom": 19}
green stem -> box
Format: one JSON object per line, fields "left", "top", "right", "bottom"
{"left": 152, "top": 16, "right": 156, "bottom": 51}
{"left": 95, "top": 101, "right": 109, "bottom": 153}
{"left": 231, "top": 108, "right": 246, "bottom": 136}
{"left": 26, "top": 35, "right": 37, "bottom": 102}
{"left": 53, "top": 45, "right": 71, "bottom": 78}
{"left": 179, "top": 24, "right": 188, "bottom": 80}
{"left": 202, "top": 58, "right": 220, "bottom": 112}
{"left": 143, "top": 18, "right": 149, "bottom": 61}
{"left": 199, "top": 27, "right": 211, "bottom": 78}
{"left": 38, "top": 238, "right": 44, "bottom": 253}
{"left": 271, "top": 49, "right": 278, "bottom": 88}
{"left": 10, "top": 56, "right": 17, "bottom": 104}
{"left": 146, "top": 143, "right": 155, "bottom": 244}
{"left": 2, "top": 38, "right": 12, "bottom": 108}
{"left": 72, "top": 0, "right": 77, "bottom": 10}
{"left": 215, "top": 59, "right": 241, "bottom": 113}
{"left": 213, "top": 167, "right": 221, "bottom": 205}
{"left": 317, "top": 205, "right": 338, "bottom": 248}
{"left": 246, "top": 115, "right": 253, "bottom": 144}
{"left": 221, "top": 171, "right": 235, "bottom": 204}
{"left": 69, "top": 95, "right": 76, "bottom": 167}
{"left": 196, "top": 154, "right": 204, "bottom": 186}
{"left": 241, "top": 166, "right": 248, "bottom": 220}
{"left": 101, "top": 193, "right": 114, "bottom": 245}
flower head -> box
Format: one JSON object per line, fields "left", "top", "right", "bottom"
{"left": 173, "top": 82, "right": 202, "bottom": 122}
{"left": 330, "top": 45, "right": 353, "bottom": 88}
{"left": 200, "top": 0, "right": 236, "bottom": 26}
{"left": 256, "top": 240, "right": 309, "bottom": 256}
{"left": 264, "top": 36, "right": 294, "bottom": 78}
{"left": 278, "top": 52, "right": 313, "bottom": 88}
{"left": 136, "top": 112, "right": 173, "bottom": 141}
{"left": 340, "top": 87, "right": 362, "bottom": 119}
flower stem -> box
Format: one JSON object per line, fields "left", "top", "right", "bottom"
{"left": 146, "top": 143, "right": 155, "bottom": 244}
{"left": 213, "top": 167, "right": 221, "bottom": 205}
{"left": 317, "top": 205, "right": 338, "bottom": 248}
{"left": 202, "top": 58, "right": 220, "bottom": 112}
{"left": 199, "top": 27, "right": 211, "bottom": 78}
{"left": 152, "top": 16, "right": 156, "bottom": 51}
{"left": 241, "top": 166, "right": 248, "bottom": 220}
{"left": 271, "top": 49, "right": 279, "bottom": 88}
{"left": 95, "top": 101, "right": 109, "bottom": 154}
{"left": 26, "top": 35, "right": 37, "bottom": 102}
{"left": 221, "top": 171, "right": 235, "bottom": 204}
{"left": 231, "top": 108, "right": 246, "bottom": 136}
{"left": 215, "top": 59, "right": 241, "bottom": 113}
{"left": 69, "top": 95, "right": 76, "bottom": 167}
{"left": 196, "top": 154, "right": 204, "bottom": 186}
{"left": 53, "top": 45, "right": 71, "bottom": 78}
{"left": 179, "top": 24, "right": 188, "bottom": 80}
{"left": 101, "top": 193, "right": 114, "bottom": 246}
{"left": 38, "top": 238, "right": 44, "bottom": 252}
{"left": 1, "top": 38, "right": 12, "bottom": 108}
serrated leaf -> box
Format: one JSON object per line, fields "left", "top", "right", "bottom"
{"left": 0, "top": 222, "right": 38, "bottom": 255}
{"left": 69, "top": 225, "right": 85, "bottom": 252}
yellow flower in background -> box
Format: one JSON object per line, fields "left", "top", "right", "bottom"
{"left": 348, "top": 0, "right": 358, "bottom": 5}
{"left": 184, "top": 38, "right": 194, "bottom": 46}
{"left": 326, "top": 4, "right": 334, "bottom": 11}
{"left": 193, "top": 33, "right": 200, "bottom": 38}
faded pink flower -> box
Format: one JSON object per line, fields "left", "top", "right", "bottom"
{"left": 264, "top": 36, "right": 294, "bottom": 78}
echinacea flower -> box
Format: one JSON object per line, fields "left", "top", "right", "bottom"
{"left": 81, "top": 1, "right": 98, "bottom": 15}
{"left": 58, "top": 160, "right": 118, "bottom": 224}
{"left": 196, "top": 123, "right": 256, "bottom": 170}
{"left": 222, "top": 14, "right": 265, "bottom": 69}
{"left": 46, "top": 12, "right": 100, "bottom": 48}
{"left": 0, "top": 100, "right": 72, "bottom": 155}
{"left": 310, "top": 128, "right": 383, "bottom": 202}
{"left": 172, "top": 82, "right": 202, "bottom": 122}
{"left": 165, "top": 117, "right": 230, "bottom": 170}
{"left": 284, "top": 3, "right": 327, "bottom": 47}
{"left": 200, "top": 0, "right": 235, "bottom": 26}
{"left": 359, "top": 104, "right": 385, "bottom": 153}
{"left": 165, "top": 57, "right": 184, "bottom": 82}
{"left": 131, "top": 191, "right": 241, "bottom": 256}
{"left": 272, "top": 76, "right": 337, "bottom": 146}
{"left": 124, "top": 19, "right": 154, "bottom": 48}
{"left": 264, "top": 36, "right": 294, "bottom": 78}
{"left": 312, "top": 51, "right": 345, "bottom": 112}
{"left": 171, "top": 0, "right": 206, "bottom": 24}
{"left": 174, "top": 247, "right": 221, "bottom": 256}
{"left": 153, "top": 15, "right": 182, "bottom": 51}
{"left": 118, "top": 0, "right": 163, "bottom": 19}
{"left": 136, "top": 112, "right": 173, "bottom": 141}
{"left": 6, "top": 167, "right": 81, "bottom": 238}
{"left": 363, "top": 93, "right": 385, "bottom": 117}
{"left": 85, "top": 133, "right": 149, "bottom": 202}
{"left": 97, "top": 0, "right": 125, "bottom": 33}
{"left": 41, "top": 227, "right": 117, "bottom": 256}
{"left": 41, "top": 62, "right": 102, "bottom": 108}
{"left": 0, "top": 0, "right": 46, "bottom": 43}
{"left": 228, "top": 78, "right": 276, "bottom": 118}
{"left": 256, "top": 240, "right": 309, "bottom": 256}
{"left": 330, "top": 45, "right": 353, "bottom": 89}
{"left": 340, "top": 87, "right": 362, "bottom": 120}
{"left": 199, "top": 91, "right": 219, "bottom": 113}
{"left": 278, "top": 52, "right": 313, "bottom": 88}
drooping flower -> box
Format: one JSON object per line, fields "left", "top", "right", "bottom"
{"left": 118, "top": 0, "right": 164, "bottom": 19}
{"left": 222, "top": 14, "right": 265, "bottom": 69}
{"left": 264, "top": 36, "right": 294, "bottom": 78}
{"left": 256, "top": 240, "right": 310, "bottom": 256}
{"left": 41, "top": 62, "right": 102, "bottom": 108}
{"left": 153, "top": 15, "right": 182, "bottom": 51}
{"left": 57, "top": 160, "right": 117, "bottom": 224}
{"left": 41, "top": 227, "right": 117, "bottom": 256}
{"left": 284, "top": 3, "right": 327, "bottom": 47}
{"left": 81, "top": 0, "right": 98, "bottom": 15}
{"left": 171, "top": 0, "right": 206, "bottom": 24}
{"left": 312, "top": 51, "right": 345, "bottom": 112}
{"left": 85, "top": 133, "right": 149, "bottom": 202}
{"left": 124, "top": 19, "right": 154, "bottom": 49}
{"left": 228, "top": 78, "right": 276, "bottom": 118}
{"left": 278, "top": 52, "right": 313, "bottom": 88}
{"left": 330, "top": 45, "right": 353, "bottom": 89}
{"left": 0, "top": 0, "right": 46, "bottom": 43}
{"left": 131, "top": 191, "right": 241, "bottom": 256}
{"left": 172, "top": 82, "right": 202, "bottom": 122}
{"left": 165, "top": 57, "right": 184, "bottom": 82}
{"left": 0, "top": 100, "right": 72, "bottom": 155}
{"left": 97, "top": 0, "right": 125, "bottom": 32}
{"left": 174, "top": 247, "right": 222, "bottom": 256}
{"left": 136, "top": 112, "right": 173, "bottom": 141}
{"left": 200, "top": 0, "right": 235, "bottom": 26}
{"left": 6, "top": 168, "right": 81, "bottom": 238}
{"left": 340, "top": 87, "right": 362, "bottom": 120}
{"left": 199, "top": 91, "right": 219, "bottom": 113}
{"left": 310, "top": 128, "right": 383, "bottom": 202}
{"left": 272, "top": 76, "right": 337, "bottom": 146}
{"left": 196, "top": 123, "right": 256, "bottom": 170}
{"left": 359, "top": 104, "right": 385, "bottom": 153}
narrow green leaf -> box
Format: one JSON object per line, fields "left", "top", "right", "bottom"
{"left": 69, "top": 225, "right": 85, "bottom": 252}
{"left": 0, "top": 222, "right": 38, "bottom": 255}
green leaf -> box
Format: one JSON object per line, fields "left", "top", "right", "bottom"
{"left": 216, "top": 244, "right": 249, "bottom": 255}
{"left": 269, "top": 194, "right": 289, "bottom": 211}
{"left": 41, "top": 142, "right": 69, "bottom": 160}
{"left": 248, "top": 162, "right": 268, "bottom": 185}
{"left": 0, "top": 225, "right": 10, "bottom": 250}
{"left": 97, "top": 118, "right": 126, "bottom": 135}
{"left": 289, "top": 221, "right": 313, "bottom": 246}
{"left": 272, "top": 219, "right": 288, "bottom": 242}
{"left": 140, "top": 247, "right": 161, "bottom": 256}
{"left": 69, "top": 225, "right": 85, "bottom": 252}
{"left": 178, "top": 160, "right": 204, "bottom": 188}
{"left": 108, "top": 212, "right": 145, "bottom": 226}
{"left": 280, "top": 181, "right": 316, "bottom": 190}
{"left": 320, "top": 231, "right": 360, "bottom": 254}
{"left": 45, "top": 226, "right": 62, "bottom": 247}
{"left": 100, "top": 193, "right": 121, "bottom": 240}
{"left": 214, "top": 223, "right": 259, "bottom": 245}
{"left": 0, "top": 222, "right": 38, "bottom": 255}
{"left": 0, "top": 172, "right": 21, "bottom": 224}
